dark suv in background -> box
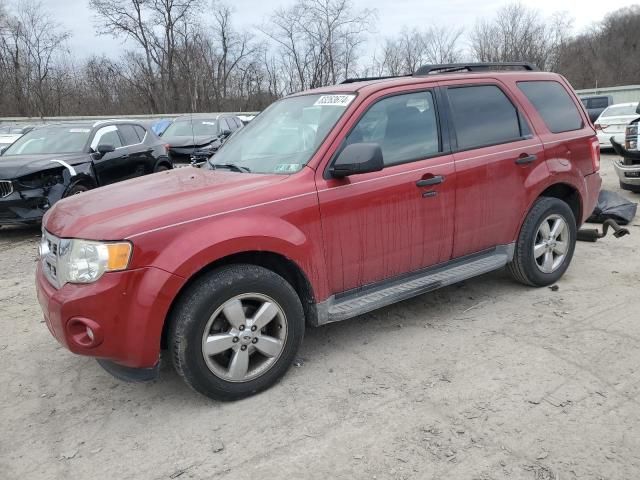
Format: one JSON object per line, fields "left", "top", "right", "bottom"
{"left": 0, "top": 120, "right": 171, "bottom": 225}
{"left": 160, "top": 113, "right": 243, "bottom": 164}
{"left": 581, "top": 95, "right": 614, "bottom": 122}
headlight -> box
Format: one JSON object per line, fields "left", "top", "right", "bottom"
{"left": 58, "top": 239, "right": 132, "bottom": 284}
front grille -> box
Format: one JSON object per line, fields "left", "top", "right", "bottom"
{"left": 40, "top": 230, "right": 61, "bottom": 288}
{"left": 0, "top": 180, "right": 13, "bottom": 198}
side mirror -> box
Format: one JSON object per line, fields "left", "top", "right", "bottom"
{"left": 636, "top": 103, "right": 640, "bottom": 114}
{"left": 331, "top": 143, "right": 384, "bottom": 178}
{"left": 95, "top": 144, "right": 115, "bottom": 157}
{"left": 220, "top": 129, "right": 232, "bottom": 138}
{"left": 0, "top": 146, "right": 7, "bottom": 156}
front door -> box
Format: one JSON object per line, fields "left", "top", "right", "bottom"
{"left": 316, "top": 88, "right": 456, "bottom": 295}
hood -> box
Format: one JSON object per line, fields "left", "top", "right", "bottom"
{"left": 44, "top": 167, "right": 289, "bottom": 240}
{"left": 0, "top": 153, "right": 89, "bottom": 179}
{"left": 164, "top": 135, "right": 217, "bottom": 149}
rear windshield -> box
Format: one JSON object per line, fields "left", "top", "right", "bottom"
{"left": 518, "top": 81, "right": 583, "bottom": 133}
{"left": 601, "top": 104, "right": 638, "bottom": 117}
{"left": 3, "top": 127, "right": 90, "bottom": 155}
{"left": 163, "top": 119, "right": 218, "bottom": 137}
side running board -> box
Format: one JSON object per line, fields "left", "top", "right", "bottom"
{"left": 314, "top": 244, "right": 514, "bottom": 326}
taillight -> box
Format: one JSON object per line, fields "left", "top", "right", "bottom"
{"left": 590, "top": 137, "right": 600, "bottom": 172}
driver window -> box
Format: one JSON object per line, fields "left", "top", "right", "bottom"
{"left": 91, "top": 126, "right": 122, "bottom": 150}
{"left": 345, "top": 91, "right": 440, "bottom": 166}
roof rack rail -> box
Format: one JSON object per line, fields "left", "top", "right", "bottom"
{"left": 414, "top": 62, "right": 538, "bottom": 76}
{"left": 340, "top": 74, "right": 412, "bottom": 84}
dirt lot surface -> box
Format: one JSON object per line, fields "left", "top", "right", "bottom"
{"left": 1, "top": 153, "right": 639, "bottom": 480}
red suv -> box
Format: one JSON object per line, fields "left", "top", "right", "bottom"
{"left": 36, "top": 63, "right": 601, "bottom": 400}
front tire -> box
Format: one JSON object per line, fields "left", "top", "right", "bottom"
{"left": 63, "top": 183, "right": 89, "bottom": 197}
{"left": 508, "top": 197, "right": 577, "bottom": 287}
{"left": 169, "top": 264, "right": 305, "bottom": 401}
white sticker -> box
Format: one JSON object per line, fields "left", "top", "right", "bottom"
{"left": 69, "top": 128, "right": 90, "bottom": 133}
{"left": 313, "top": 94, "right": 355, "bottom": 107}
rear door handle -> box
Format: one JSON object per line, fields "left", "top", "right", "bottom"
{"left": 416, "top": 175, "right": 444, "bottom": 187}
{"left": 515, "top": 154, "right": 537, "bottom": 165}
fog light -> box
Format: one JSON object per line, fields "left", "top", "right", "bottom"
{"left": 66, "top": 317, "right": 103, "bottom": 348}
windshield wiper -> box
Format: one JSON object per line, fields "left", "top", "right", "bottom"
{"left": 209, "top": 162, "right": 251, "bottom": 173}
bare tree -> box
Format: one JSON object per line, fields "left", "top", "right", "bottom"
{"left": 263, "top": 0, "right": 374, "bottom": 91}
{"left": 469, "top": 3, "right": 572, "bottom": 71}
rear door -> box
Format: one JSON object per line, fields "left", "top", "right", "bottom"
{"left": 441, "top": 80, "right": 546, "bottom": 258}
{"left": 118, "top": 124, "right": 153, "bottom": 177}
{"left": 316, "top": 87, "right": 456, "bottom": 294}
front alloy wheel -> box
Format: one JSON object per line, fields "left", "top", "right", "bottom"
{"left": 170, "top": 264, "right": 305, "bottom": 401}
{"left": 201, "top": 294, "right": 287, "bottom": 382}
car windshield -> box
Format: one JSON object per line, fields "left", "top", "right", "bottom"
{"left": 2, "top": 126, "right": 91, "bottom": 155}
{"left": 0, "top": 126, "right": 26, "bottom": 134}
{"left": 208, "top": 93, "right": 355, "bottom": 174}
{"left": 163, "top": 118, "right": 218, "bottom": 137}
{"left": 602, "top": 104, "right": 638, "bottom": 117}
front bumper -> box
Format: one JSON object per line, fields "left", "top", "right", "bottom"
{"left": 36, "top": 261, "right": 184, "bottom": 369}
{"left": 0, "top": 185, "right": 57, "bottom": 225}
{"left": 613, "top": 159, "right": 640, "bottom": 186}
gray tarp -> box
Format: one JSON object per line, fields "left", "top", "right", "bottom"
{"left": 587, "top": 190, "right": 637, "bottom": 225}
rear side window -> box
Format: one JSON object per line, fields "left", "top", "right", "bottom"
{"left": 589, "top": 97, "right": 609, "bottom": 109}
{"left": 118, "top": 125, "right": 141, "bottom": 146}
{"left": 518, "top": 81, "right": 583, "bottom": 133}
{"left": 134, "top": 125, "right": 147, "bottom": 141}
{"left": 447, "top": 85, "right": 523, "bottom": 150}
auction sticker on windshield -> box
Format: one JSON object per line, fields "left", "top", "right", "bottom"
{"left": 314, "top": 94, "right": 355, "bottom": 107}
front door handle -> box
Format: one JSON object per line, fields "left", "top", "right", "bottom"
{"left": 416, "top": 175, "right": 444, "bottom": 187}
{"left": 515, "top": 153, "right": 537, "bottom": 165}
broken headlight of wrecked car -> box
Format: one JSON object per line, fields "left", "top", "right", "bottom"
{"left": 40, "top": 236, "right": 132, "bottom": 285}
{"left": 18, "top": 169, "right": 64, "bottom": 189}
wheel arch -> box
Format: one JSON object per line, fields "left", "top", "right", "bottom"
{"left": 537, "top": 182, "right": 582, "bottom": 226}
{"left": 161, "top": 250, "right": 317, "bottom": 349}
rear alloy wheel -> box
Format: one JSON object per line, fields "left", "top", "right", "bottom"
{"left": 508, "top": 197, "right": 577, "bottom": 287}
{"left": 533, "top": 214, "right": 570, "bottom": 274}
{"left": 170, "top": 264, "right": 305, "bottom": 401}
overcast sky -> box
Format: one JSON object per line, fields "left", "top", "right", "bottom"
{"left": 51, "top": 0, "right": 640, "bottom": 59}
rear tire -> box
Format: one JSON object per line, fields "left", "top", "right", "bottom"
{"left": 169, "top": 264, "right": 305, "bottom": 401}
{"left": 507, "top": 197, "right": 577, "bottom": 287}
{"left": 155, "top": 163, "right": 170, "bottom": 172}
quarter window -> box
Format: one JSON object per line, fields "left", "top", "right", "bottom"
{"left": 518, "top": 81, "right": 584, "bottom": 133}
{"left": 447, "top": 85, "right": 524, "bottom": 150}
{"left": 134, "top": 125, "right": 147, "bottom": 141}
{"left": 344, "top": 91, "right": 440, "bottom": 167}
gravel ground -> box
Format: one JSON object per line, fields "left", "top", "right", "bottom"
{"left": 1, "top": 154, "right": 639, "bottom": 480}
